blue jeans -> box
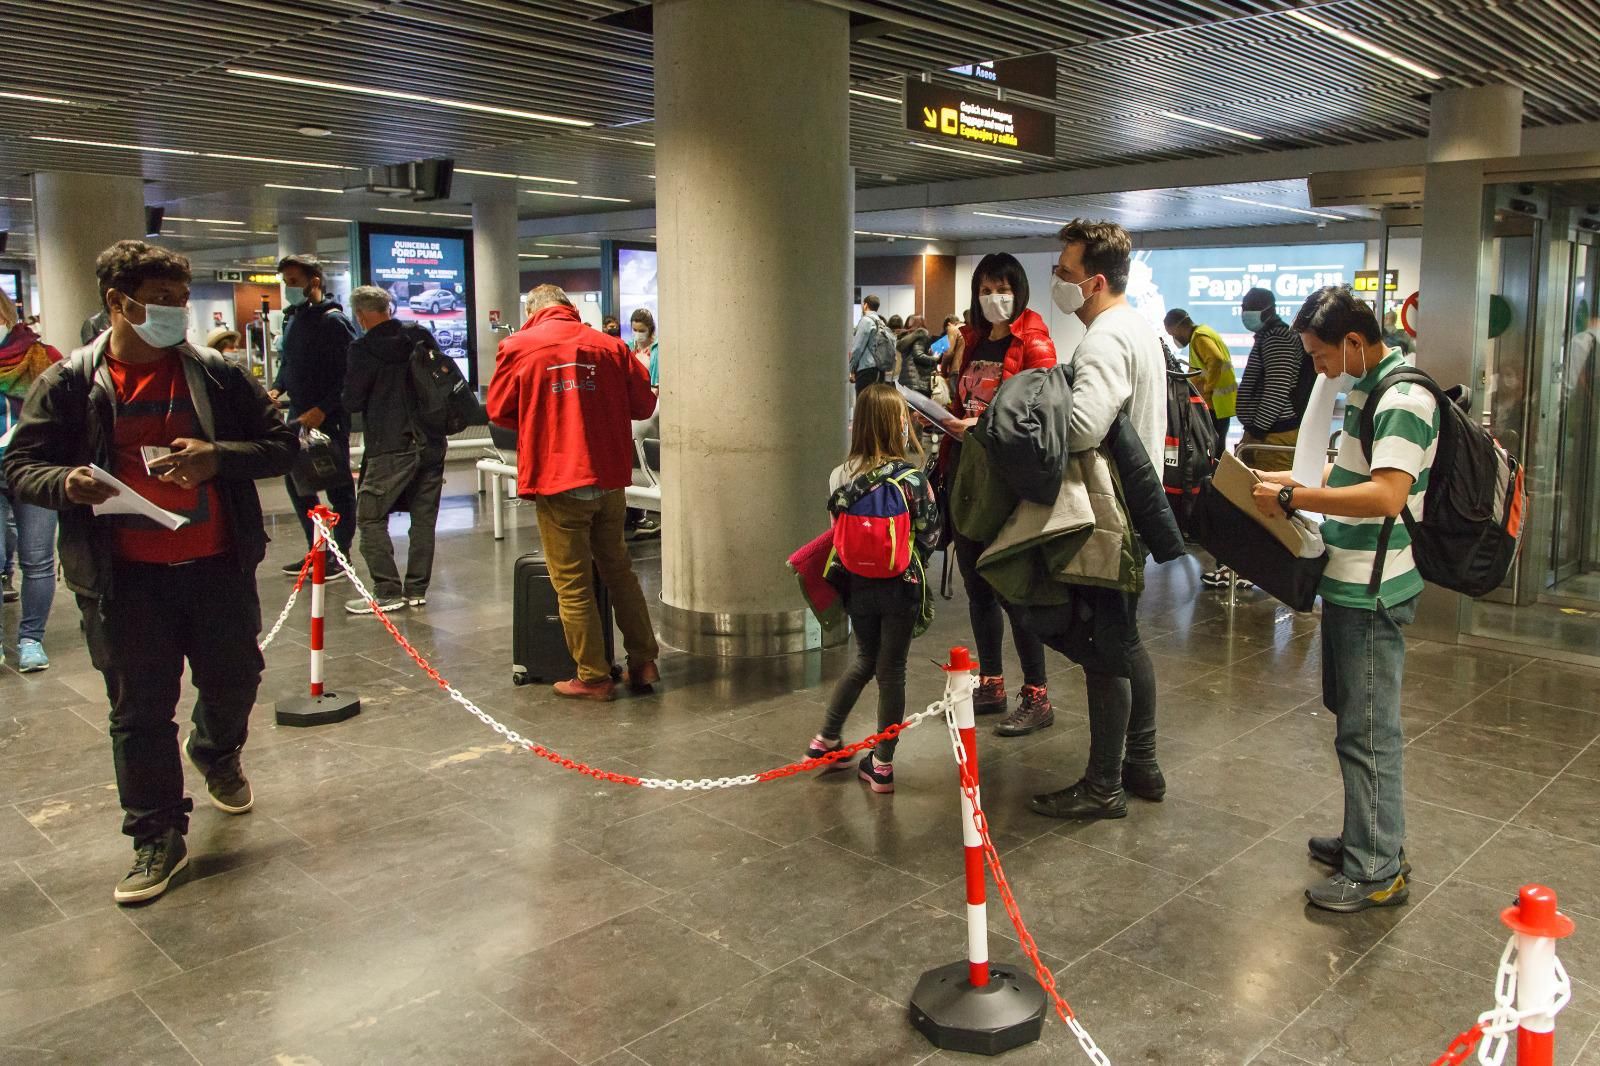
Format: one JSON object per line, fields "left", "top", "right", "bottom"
{"left": 0, "top": 493, "right": 57, "bottom": 644}
{"left": 1321, "top": 595, "right": 1417, "bottom": 882}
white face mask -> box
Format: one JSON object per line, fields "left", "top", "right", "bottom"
{"left": 979, "top": 292, "right": 1014, "bottom": 325}
{"left": 123, "top": 297, "right": 190, "bottom": 348}
{"left": 632, "top": 330, "right": 650, "bottom": 348}
{"left": 1050, "top": 275, "right": 1088, "bottom": 315}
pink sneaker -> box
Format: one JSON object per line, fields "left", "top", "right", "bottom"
{"left": 806, "top": 734, "right": 853, "bottom": 772}
{"left": 858, "top": 752, "right": 895, "bottom": 794}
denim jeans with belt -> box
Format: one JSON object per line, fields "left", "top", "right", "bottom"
{"left": 1321, "top": 594, "right": 1417, "bottom": 882}
{"left": 0, "top": 492, "right": 57, "bottom": 644}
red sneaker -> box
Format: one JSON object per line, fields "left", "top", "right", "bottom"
{"left": 553, "top": 676, "right": 616, "bottom": 701}
{"left": 973, "top": 675, "right": 1007, "bottom": 717}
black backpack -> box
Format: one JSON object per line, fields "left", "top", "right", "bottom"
{"left": 407, "top": 329, "right": 484, "bottom": 437}
{"left": 1162, "top": 341, "right": 1218, "bottom": 531}
{"left": 1357, "top": 367, "right": 1526, "bottom": 598}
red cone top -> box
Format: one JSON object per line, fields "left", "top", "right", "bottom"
{"left": 1502, "top": 884, "right": 1576, "bottom": 939}
{"left": 944, "top": 646, "right": 973, "bottom": 672}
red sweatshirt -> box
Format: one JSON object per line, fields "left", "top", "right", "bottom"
{"left": 487, "top": 304, "right": 657, "bottom": 498}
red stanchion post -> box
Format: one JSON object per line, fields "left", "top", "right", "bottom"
{"left": 1505, "top": 884, "right": 1575, "bottom": 1066}
{"left": 275, "top": 508, "right": 362, "bottom": 727}
{"left": 909, "top": 646, "right": 1047, "bottom": 1057}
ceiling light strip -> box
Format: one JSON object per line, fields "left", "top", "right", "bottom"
{"left": 1157, "top": 109, "right": 1264, "bottom": 142}
{"left": 226, "top": 69, "right": 593, "bottom": 128}
{"left": 456, "top": 168, "right": 578, "bottom": 186}
{"left": 906, "top": 141, "right": 1027, "bottom": 165}
{"left": 1216, "top": 194, "right": 1350, "bottom": 222}
{"left": 0, "top": 90, "right": 77, "bottom": 105}
{"left": 1285, "top": 11, "right": 1443, "bottom": 80}
{"left": 265, "top": 183, "right": 344, "bottom": 194}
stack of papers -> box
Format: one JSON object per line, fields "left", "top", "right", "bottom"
{"left": 88, "top": 465, "right": 189, "bottom": 531}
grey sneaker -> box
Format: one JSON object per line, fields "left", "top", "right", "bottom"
{"left": 345, "top": 594, "right": 406, "bottom": 615}
{"left": 1308, "top": 835, "right": 1412, "bottom": 878}
{"left": 1306, "top": 870, "right": 1409, "bottom": 913}
{"left": 113, "top": 829, "right": 189, "bottom": 904}
{"left": 185, "top": 738, "right": 253, "bottom": 814}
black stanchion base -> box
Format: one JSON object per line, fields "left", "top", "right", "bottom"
{"left": 909, "top": 960, "right": 1047, "bottom": 1056}
{"left": 275, "top": 692, "right": 362, "bottom": 728}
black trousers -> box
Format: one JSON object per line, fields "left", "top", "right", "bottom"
{"left": 79, "top": 557, "right": 264, "bottom": 843}
{"left": 821, "top": 606, "right": 916, "bottom": 762}
{"left": 357, "top": 442, "right": 447, "bottom": 599}
{"left": 953, "top": 531, "right": 1047, "bottom": 686}
{"left": 1212, "top": 414, "right": 1232, "bottom": 462}
{"left": 854, "top": 367, "right": 882, "bottom": 394}
{"left": 287, "top": 427, "right": 356, "bottom": 556}
{"left": 1082, "top": 599, "right": 1158, "bottom": 789}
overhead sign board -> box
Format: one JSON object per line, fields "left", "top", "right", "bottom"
{"left": 1353, "top": 268, "right": 1399, "bottom": 294}
{"left": 947, "top": 53, "right": 1057, "bottom": 98}
{"left": 215, "top": 270, "right": 244, "bottom": 283}
{"left": 904, "top": 80, "right": 1056, "bottom": 159}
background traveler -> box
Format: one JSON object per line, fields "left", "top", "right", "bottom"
{"left": 896, "top": 314, "right": 938, "bottom": 397}
{"left": 3, "top": 240, "right": 298, "bottom": 904}
{"left": 341, "top": 285, "right": 449, "bottom": 615}
{"left": 487, "top": 284, "right": 660, "bottom": 701}
{"left": 1165, "top": 306, "right": 1245, "bottom": 589}
{"left": 0, "top": 289, "right": 63, "bottom": 671}
{"left": 271, "top": 253, "right": 357, "bottom": 576}
{"left": 1235, "top": 287, "right": 1315, "bottom": 472}
{"left": 849, "top": 294, "right": 892, "bottom": 394}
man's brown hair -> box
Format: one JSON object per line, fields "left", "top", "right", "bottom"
{"left": 95, "top": 240, "right": 191, "bottom": 309}
{"left": 1056, "top": 219, "right": 1132, "bottom": 294}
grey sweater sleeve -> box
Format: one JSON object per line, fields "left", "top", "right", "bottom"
{"left": 1066, "top": 326, "right": 1133, "bottom": 452}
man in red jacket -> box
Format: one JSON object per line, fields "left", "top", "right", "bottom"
{"left": 487, "top": 285, "right": 660, "bottom": 700}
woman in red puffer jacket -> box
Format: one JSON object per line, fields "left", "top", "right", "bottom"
{"left": 937, "top": 253, "right": 1057, "bottom": 735}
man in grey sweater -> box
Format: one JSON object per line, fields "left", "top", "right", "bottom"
{"left": 1029, "top": 219, "right": 1168, "bottom": 821}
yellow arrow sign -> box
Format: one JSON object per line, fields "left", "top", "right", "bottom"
{"left": 922, "top": 107, "right": 937, "bottom": 129}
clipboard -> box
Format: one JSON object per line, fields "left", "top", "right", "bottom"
{"left": 896, "top": 384, "right": 962, "bottom": 439}
{"left": 1211, "top": 452, "right": 1313, "bottom": 556}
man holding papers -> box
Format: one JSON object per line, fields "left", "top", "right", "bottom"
{"left": 3, "top": 240, "right": 298, "bottom": 905}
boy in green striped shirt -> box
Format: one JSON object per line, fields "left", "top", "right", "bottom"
{"left": 1252, "top": 287, "right": 1439, "bottom": 915}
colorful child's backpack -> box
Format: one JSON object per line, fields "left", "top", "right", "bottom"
{"left": 829, "top": 462, "right": 919, "bottom": 580}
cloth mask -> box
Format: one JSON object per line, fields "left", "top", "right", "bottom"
{"left": 1241, "top": 309, "right": 1265, "bottom": 333}
{"left": 1051, "top": 276, "right": 1087, "bottom": 315}
{"left": 283, "top": 286, "right": 307, "bottom": 306}
{"left": 125, "top": 299, "right": 189, "bottom": 349}
{"left": 632, "top": 330, "right": 650, "bottom": 348}
{"left": 979, "top": 292, "right": 1014, "bottom": 324}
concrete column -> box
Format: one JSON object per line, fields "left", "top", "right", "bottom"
{"left": 472, "top": 194, "right": 520, "bottom": 388}
{"left": 1411, "top": 85, "right": 1522, "bottom": 641}
{"left": 655, "top": 0, "right": 851, "bottom": 655}
{"left": 30, "top": 171, "right": 144, "bottom": 352}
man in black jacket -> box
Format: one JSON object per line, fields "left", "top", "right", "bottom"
{"left": 1235, "top": 287, "right": 1315, "bottom": 472}
{"left": 3, "top": 240, "right": 298, "bottom": 905}
{"left": 272, "top": 253, "right": 357, "bottom": 572}
{"left": 341, "top": 285, "right": 448, "bottom": 615}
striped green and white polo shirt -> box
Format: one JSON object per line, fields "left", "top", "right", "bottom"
{"left": 1318, "top": 350, "right": 1440, "bottom": 609}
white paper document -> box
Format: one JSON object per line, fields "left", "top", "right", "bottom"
{"left": 89, "top": 464, "right": 190, "bottom": 531}
{"left": 896, "top": 384, "right": 962, "bottom": 438}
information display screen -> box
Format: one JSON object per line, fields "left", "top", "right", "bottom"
{"left": 362, "top": 226, "right": 475, "bottom": 385}
{"left": 0, "top": 269, "right": 20, "bottom": 308}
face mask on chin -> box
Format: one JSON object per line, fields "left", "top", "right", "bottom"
{"left": 122, "top": 297, "right": 190, "bottom": 349}
{"left": 979, "top": 292, "right": 1014, "bottom": 325}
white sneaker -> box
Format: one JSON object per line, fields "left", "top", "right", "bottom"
{"left": 406, "top": 596, "right": 426, "bottom": 608}
{"left": 345, "top": 595, "right": 405, "bottom": 616}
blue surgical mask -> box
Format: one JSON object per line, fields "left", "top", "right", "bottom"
{"left": 284, "top": 286, "right": 307, "bottom": 306}
{"left": 1241, "top": 309, "right": 1265, "bottom": 333}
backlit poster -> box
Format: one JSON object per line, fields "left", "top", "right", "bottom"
{"left": 1126, "top": 243, "right": 1367, "bottom": 363}
{"left": 365, "top": 228, "right": 473, "bottom": 384}
{"left": 0, "top": 269, "right": 20, "bottom": 307}
{"left": 617, "top": 247, "right": 658, "bottom": 329}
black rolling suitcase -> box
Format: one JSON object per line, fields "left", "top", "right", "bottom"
{"left": 512, "top": 552, "right": 618, "bottom": 685}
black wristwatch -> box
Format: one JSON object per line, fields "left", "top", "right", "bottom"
{"left": 1277, "top": 485, "right": 1296, "bottom": 516}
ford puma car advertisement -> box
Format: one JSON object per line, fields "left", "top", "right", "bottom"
{"left": 365, "top": 228, "right": 474, "bottom": 385}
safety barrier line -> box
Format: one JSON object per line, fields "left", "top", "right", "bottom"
{"left": 306, "top": 515, "right": 943, "bottom": 789}
{"left": 258, "top": 535, "right": 318, "bottom": 653}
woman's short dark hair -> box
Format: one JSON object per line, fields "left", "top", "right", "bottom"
{"left": 968, "top": 252, "right": 1029, "bottom": 331}
{"left": 1292, "top": 286, "right": 1382, "bottom": 344}
{"left": 96, "top": 240, "right": 191, "bottom": 308}
{"left": 630, "top": 307, "right": 655, "bottom": 333}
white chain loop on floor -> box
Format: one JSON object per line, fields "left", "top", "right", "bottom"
{"left": 257, "top": 571, "right": 307, "bottom": 652}
{"left": 307, "top": 516, "right": 944, "bottom": 790}
{"left": 1475, "top": 935, "right": 1572, "bottom": 1066}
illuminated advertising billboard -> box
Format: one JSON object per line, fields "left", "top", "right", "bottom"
{"left": 360, "top": 225, "right": 476, "bottom": 386}
{"left": 617, "top": 247, "right": 658, "bottom": 329}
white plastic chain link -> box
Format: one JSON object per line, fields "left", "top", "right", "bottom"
{"left": 308, "top": 517, "right": 944, "bottom": 791}
{"left": 1476, "top": 934, "right": 1572, "bottom": 1066}
{"left": 941, "top": 705, "right": 1112, "bottom": 1066}
{"left": 257, "top": 570, "right": 307, "bottom": 652}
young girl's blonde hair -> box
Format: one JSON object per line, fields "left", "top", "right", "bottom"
{"left": 848, "top": 383, "right": 922, "bottom": 475}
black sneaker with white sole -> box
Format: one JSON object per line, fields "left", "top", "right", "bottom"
{"left": 114, "top": 828, "right": 189, "bottom": 904}
{"left": 1308, "top": 834, "right": 1412, "bottom": 878}
{"left": 185, "top": 738, "right": 253, "bottom": 814}
{"left": 406, "top": 595, "right": 426, "bottom": 608}
{"left": 345, "top": 594, "right": 406, "bottom": 616}
{"left": 280, "top": 554, "right": 311, "bottom": 576}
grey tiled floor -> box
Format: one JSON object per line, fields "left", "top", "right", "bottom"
{"left": 3, "top": 470, "right": 1599, "bottom": 1065}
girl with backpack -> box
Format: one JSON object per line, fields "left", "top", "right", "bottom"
{"left": 805, "top": 384, "right": 939, "bottom": 793}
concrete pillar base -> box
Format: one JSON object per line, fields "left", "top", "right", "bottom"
{"left": 657, "top": 601, "right": 847, "bottom": 657}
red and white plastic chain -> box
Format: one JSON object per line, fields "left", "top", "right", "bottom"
{"left": 940, "top": 703, "right": 1111, "bottom": 1066}
{"left": 1479, "top": 935, "right": 1570, "bottom": 1065}
{"left": 308, "top": 516, "right": 944, "bottom": 789}
{"left": 258, "top": 531, "right": 322, "bottom": 653}
{"left": 1430, "top": 1024, "right": 1485, "bottom": 1066}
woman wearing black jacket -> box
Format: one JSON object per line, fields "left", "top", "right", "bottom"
{"left": 895, "top": 315, "right": 938, "bottom": 396}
